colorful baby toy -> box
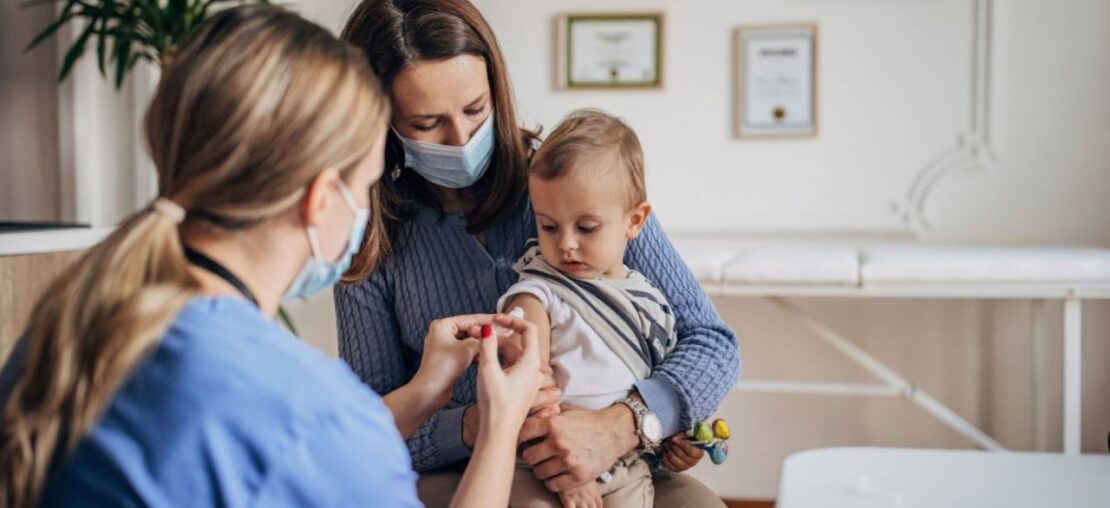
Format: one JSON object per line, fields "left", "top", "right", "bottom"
{"left": 686, "top": 418, "right": 731, "bottom": 465}
{"left": 646, "top": 417, "right": 732, "bottom": 473}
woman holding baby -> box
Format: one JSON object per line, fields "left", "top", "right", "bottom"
{"left": 335, "top": 1, "right": 741, "bottom": 506}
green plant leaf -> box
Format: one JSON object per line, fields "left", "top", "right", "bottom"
{"left": 95, "top": 8, "right": 111, "bottom": 76}
{"left": 32, "top": 0, "right": 274, "bottom": 86}
{"left": 109, "top": 15, "right": 127, "bottom": 83}
{"left": 135, "top": 0, "right": 167, "bottom": 57}
{"left": 24, "top": 2, "right": 79, "bottom": 52}
{"left": 58, "top": 16, "right": 98, "bottom": 81}
{"left": 168, "top": 0, "right": 188, "bottom": 17}
{"left": 110, "top": 6, "right": 143, "bottom": 89}
{"left": 114, "top": 33, "right": 133, "bottom": 88}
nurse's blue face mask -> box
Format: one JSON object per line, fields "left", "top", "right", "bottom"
{"left": 283, "top": 180, "right": 369, "bottom": 301}
{"left": 392, "top": 113, "right": 496, "bottom": 189}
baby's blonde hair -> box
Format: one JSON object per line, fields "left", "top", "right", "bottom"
{"left": 531, "top": 109, "right": 646, "bottom": 209}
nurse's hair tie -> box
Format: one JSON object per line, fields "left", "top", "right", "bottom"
{"left": 151, "top": 197, "right": 186, "bottom": 225}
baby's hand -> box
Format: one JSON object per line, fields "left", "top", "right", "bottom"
{"left": 661, "top": 434, "right": 706, "bottom": 472}
{"left": 558, "top": 480, "right": 602, "bottom": 508}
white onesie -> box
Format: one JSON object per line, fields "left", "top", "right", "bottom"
{"left": 497, "top": 271, "right": 668, "bottom": 410}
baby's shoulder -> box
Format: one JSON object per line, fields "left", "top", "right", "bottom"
{"left": 500, "top": 277, "right": 562, "bottom": 310}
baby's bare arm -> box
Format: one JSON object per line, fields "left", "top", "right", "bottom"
{"left": 504, "top": 293, "right": 552, "bottom": 365}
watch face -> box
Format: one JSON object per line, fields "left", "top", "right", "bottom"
{"left": 642, "top": 413, "right": 663, "bottom": 443}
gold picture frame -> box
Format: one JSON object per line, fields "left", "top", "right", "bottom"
{"left": 734, "top": 23, "right": 819, "bottom": 138}
{"left": 555, "top": 12, "right": 665, "bottom": 90}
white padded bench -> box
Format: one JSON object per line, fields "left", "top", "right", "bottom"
{"left": 670, "top": 235, "right": 1110, "bottom": 455}
{"left": 776, "top": 447, "right": 1110, "bottom": 507}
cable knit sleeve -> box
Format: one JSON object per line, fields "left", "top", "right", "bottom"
{"left": 624, "top": 216, "right": 741, "bottom": 436}
{"left": 334, "top": 273, "right": 472, "bottom": 471}
{"left": 335, "top": 272, "right": 409, "bottom": 396}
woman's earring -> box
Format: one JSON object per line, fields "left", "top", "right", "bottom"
{"left": 391, "top": 166, "right": 402, "bottom": 181}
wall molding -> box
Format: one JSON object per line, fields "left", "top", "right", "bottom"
{"left": 890, "top": 0, "right": 1000, "bottom": 235}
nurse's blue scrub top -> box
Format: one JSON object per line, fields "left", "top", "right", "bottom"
{"left": 32, "top": 296, "right": 422, "bottom": 507}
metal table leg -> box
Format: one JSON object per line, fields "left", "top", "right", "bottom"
{"left": 1063, "top": 297, "right": 1082, "bottom": 455}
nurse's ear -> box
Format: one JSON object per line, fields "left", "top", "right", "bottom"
{"left": 300, "top": 168, "right": 342, "bottom": 227}
{"left": 625, "top": 202, "right": 653, "bottom": 240}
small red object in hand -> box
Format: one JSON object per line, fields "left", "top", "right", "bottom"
{"left": 480, "top": 324, "right": 493, "bottom": 339}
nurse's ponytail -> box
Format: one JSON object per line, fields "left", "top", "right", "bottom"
{"left": 0, "top": 201, "right": 197, "bottom": 507}
{"left": 0, "top": 7, "right": 388, "bottom": 506}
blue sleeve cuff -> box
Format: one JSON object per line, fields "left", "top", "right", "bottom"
{"left": 430, "top": 405, "right": 472, "bottom": 465}
{"left": 634, "top": 377, "right": 684, "bottom": 437}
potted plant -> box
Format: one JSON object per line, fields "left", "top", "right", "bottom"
{"left": 23, "top": 0, "right": 305, "bottom": 336}
{"left": 24, "top": 0, "right": 271, "bottom": 89}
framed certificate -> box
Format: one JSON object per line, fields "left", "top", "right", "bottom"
{"left": 556, "top": 12, "right": 664, "bottom": 89}
{"left": 734, "top": 24, "right": 819, "bottom": 138}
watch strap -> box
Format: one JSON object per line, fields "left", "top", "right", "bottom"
{"left": 617, "top": 396, "right": 658, "bottom": 452}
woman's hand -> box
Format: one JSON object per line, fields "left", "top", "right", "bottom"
{"left": 660, "top": 434, "right": 706, "bottom": 472}
{"left": 517, "top": 403, "right": 640, "bottom": 493}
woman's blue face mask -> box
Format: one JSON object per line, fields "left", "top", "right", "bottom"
{"left": 392, "top": 114, "right": 496, "bottom": 189}
{"left": 283, "top": 180, "right": 369, "bottom": 301}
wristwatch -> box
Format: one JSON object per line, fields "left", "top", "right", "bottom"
{"left": 617, "top": 395, "right": 663, "bottom": 453}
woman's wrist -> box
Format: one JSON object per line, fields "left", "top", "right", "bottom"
{"left": 476, "top": 415, "right": 524, "bottom": 446}
{"left": 475, "top": 403, "right": 530, "bottom": 445}
{"left": 411, "top": 368, "right": 454, "bottom": 410}
{"left": 454, "top": 417, "right": 519, "bottom": 508}
{"left": 383, "top": 376, "right": 450, "bottom": 440}
{"left": 605, "top": 401, "right": 641, "bottom": 455}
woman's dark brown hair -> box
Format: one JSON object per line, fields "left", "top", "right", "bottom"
{"left": 341, "top": 0, "right": 538, "bottom": 282}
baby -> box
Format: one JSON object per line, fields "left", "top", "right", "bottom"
{"left": 500, "top": 109, "right": 706, "bottom": 508}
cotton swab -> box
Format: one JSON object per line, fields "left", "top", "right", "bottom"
{"left": 493, "top": 306, "right": 525, "bottom": 337}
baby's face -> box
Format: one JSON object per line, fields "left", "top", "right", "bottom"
{"left": 528, "top": 164, "right": 635, "bottom": 279}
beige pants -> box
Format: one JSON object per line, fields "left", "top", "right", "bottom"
{"left": 416, "top": 460, "right": 725, "bottom": 508}
{"left": 508, "top": 458, "right": 653, "bottom": 508}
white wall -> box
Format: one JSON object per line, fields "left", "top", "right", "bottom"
{"left": 0, "top": 1, "right": 61, "bottom": 222}
{"left": 467, "top": 0, "right": 1110, "bottom": 499}
{"left": 47, "top": 0, "right": 1110, "bottom": 245}
{"left": 929, "top": 0, "right": 1110, "bottom": 245}
{"left": 475, "top": 0, "right": 1110, "bottom": 246}
{"left": 465, "top": 0, "right": 1110, "bottom": 499}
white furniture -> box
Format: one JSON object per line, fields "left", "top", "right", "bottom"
{"left": 777, "top": 447, "right": 1110, "bottom": 508}
{"left": 0, "top": 228, "right": 114, "bottom": 256}
{"left": 671, "top": 235, "right": 1110, "bottom": 454}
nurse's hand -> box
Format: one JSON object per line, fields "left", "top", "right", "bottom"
{"left": 451, "top": 316, "right": 544, "bottom": 508}
{"left": 461, "top": 366, "right": 560, "bottom": 449}
{"left": 475, "top": 314, "right": 545, "bottom": 438}
{"left": 415, "top": 314, "right": 489, "bottom": 407}
{"left": 386, "top": 314, "right": 489, "bottom": 440}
